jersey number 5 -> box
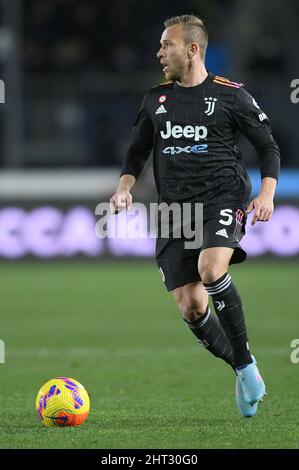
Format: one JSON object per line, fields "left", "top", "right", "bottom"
{"left": 219, "top": 209, "right": 233, "bottom": 226}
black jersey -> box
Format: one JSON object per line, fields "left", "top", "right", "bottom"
{"left": 121, "top": 72, "right": 280, "bottom": 214}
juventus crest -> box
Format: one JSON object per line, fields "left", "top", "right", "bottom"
{"left": 204, "top": 97, "right": 217, "bottom": 116}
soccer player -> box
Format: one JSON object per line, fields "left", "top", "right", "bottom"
{"left": 110, "top": 15, "right": 280, "bottom": 417}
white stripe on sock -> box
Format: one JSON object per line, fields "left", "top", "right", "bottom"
{"left": 205, "top": 274, "right": 231, "bottom": 295}
{"left": 198, "top": 308, "right": 211, "bottom": 327}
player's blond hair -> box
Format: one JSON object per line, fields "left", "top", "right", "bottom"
{"left": 164, "top": 14, "right": 208, "bottom": 60}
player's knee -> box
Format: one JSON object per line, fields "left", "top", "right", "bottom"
{"left": 177, "top": 298, "right": 206, "bottom": 321}
{"left": 199, "top": 266, "right": 226, "bottom": 284}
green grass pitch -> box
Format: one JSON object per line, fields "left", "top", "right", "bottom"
{"left": 0, "top": 260, "right": 298, "bottom": 449}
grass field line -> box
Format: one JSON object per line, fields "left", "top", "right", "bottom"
{"left": 6, "top": 345, "right": 289, "bottom": 358}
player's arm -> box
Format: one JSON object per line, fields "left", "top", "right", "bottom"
{"left": 246, "top": 176, "right": 276, "bottom": 225}
{"left": 110, "top": 174, "right": 135, "bottom": 214}
{"left": 233, "top": 87, "right": 280, "bottom": 225}
{"left": 110, "top": 94, "right": 154, "bottom": 214}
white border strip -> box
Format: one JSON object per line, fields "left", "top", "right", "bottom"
{"left": 0, "top": 169, "right": 120, "bottom": 199}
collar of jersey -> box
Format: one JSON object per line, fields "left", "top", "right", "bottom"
{"left": 173, "top": 71, "right": 214, "bottom": 93}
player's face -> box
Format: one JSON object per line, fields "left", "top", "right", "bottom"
{"left": 157, "top": 25, "right": 189, "bottom": 81}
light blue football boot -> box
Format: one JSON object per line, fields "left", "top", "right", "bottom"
{"left": 236, "top": 355, "right": 266, "bottom": 408}
{"left": 235, "top": 374, "right": 259, "bottom": 417}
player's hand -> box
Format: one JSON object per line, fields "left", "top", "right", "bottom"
{"left": 110, "top": 190, "right": 132, "bottom": 214}
{"left": 246, "top": 196, "right": 274, "bottom": 225}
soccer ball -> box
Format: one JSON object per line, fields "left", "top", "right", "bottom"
{"left": 36, "top": 377, "right": 90, "bottom": 427}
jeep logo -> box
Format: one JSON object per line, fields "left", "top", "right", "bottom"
{"left": 160, "top": 121, "right": 208, "bottom": 141}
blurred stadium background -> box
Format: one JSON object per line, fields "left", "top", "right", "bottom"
{"left": 0, "top": 0, "right": 298, "bottom": 259}
{"left": 0, "top": 0, "right": 299, "bottom": 449}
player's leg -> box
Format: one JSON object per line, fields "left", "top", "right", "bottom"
{"left": 156, "top": 238, "right": 234, "bottom": 367}
{"left": 198, "top": 246, "right": 265, "bottom": 404}
{"left": 198, "top": 246, "right": 252, "bottom": 369}
{"left": 172, "top": 281, "right": 234, "bottom": 367}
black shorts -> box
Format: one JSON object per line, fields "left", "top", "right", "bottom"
{"left": 155, "top": 207, "right": 247, "bottom": 291}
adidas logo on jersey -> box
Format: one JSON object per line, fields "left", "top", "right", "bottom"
{"left": 215, "top": 228, "right": 228, "bottom": 238}
{"left": 155, "top": 104, "right": 167, "bottom": 114}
